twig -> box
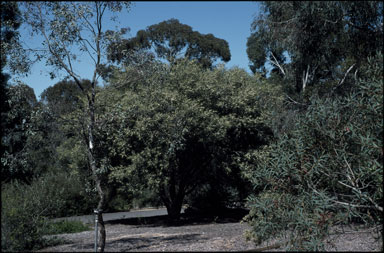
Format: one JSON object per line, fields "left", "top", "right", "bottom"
{"left": 244, "top": 241, "right": 287, "bottom": 252}
{"left": 285, "top": 95, "right": 307, "bottom": 106}
{"left": 334, "top": 64, "right": 356, "bottom": 90}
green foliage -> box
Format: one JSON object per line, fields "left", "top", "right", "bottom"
{"left": 1, "top": 83, "right": 38, "bottom": 183}
{"left": 103, "top": 59, "right": 282, "bottom": 219}
{"left": 17, "top": 2, "right": 131, "bottom": 79}
{"left": 1, "top": 170, "right": 99, "bottom": 251}
{"left": 247, "top": 1, "right": 383, "bottom": 95}
{"left": 2, "top": 182, "right": 45, "bottom": 251}
{"left": 3, "top": 2, "right": 381, "bottom": 251}
{"left": 0, "top": 1, "right": 21, "bottom": 114}
{"left": 0, "top": 1, "right": 30, "bottom": 76}
{"left": 244, "top": 53, "right": 383, "bottom": 250}
{"left": 6, "top": 3, "right": 132, "bottom": 252}
{"left": 1, "top": 177, "right": 58, "bottom": 251}
{"left": 1, "top": 168, "right": 99, "bottom": 250}
{"left": 40, "top": 79, "right": 91, "bottom": 117}
{"left": 45, "top": 220, "right": 91, "bottom": 235}
{"left": 130, "top": 188, "right": 163, "bottom": 209}
{"left": 108, "top": 18, "right": 231, "bottom": 69}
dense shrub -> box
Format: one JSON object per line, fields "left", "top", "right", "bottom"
{"left": 243, "top": 53, "right": 383, "bottom": 250}
{"left": 1, "top": 170, "right": 98, "bottom": 251}
{"left": 2, "top": 181, "right": 51, "bottom": 251}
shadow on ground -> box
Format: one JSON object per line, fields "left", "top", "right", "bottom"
{"left": 105, "top": 207, "right": 249, "bottom": 227}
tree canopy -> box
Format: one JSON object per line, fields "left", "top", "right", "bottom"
{"left": 246, "top": 1, "right": 383, "bottom": 95}
{"left": 108, "top": 18, "right": 231, "bottom": 69}
{"left": 1, "top": 2, "right": 23, "bottom": 176}
{"left": 98, "top": 60, "right": 281, "bottom": 220}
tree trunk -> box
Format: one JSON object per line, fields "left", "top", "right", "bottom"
{"left": 161, "top": 185, "right": 184, "bottom": 221}
{"left": 97, "top": 210, "right": 106, "bottom": 252}
{"left": 87, "top": 89, "right": 107, "bottom": 252}
{"left": 88, "top": 144, "right": 107, "bottom": 252}
{"left": 165, "top": 199, "right": 183, "bottom": 220}
{"left": 96, "top": 179, "right": 106, "bottom": 252}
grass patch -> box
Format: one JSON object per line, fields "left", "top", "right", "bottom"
{"left": 44, "top": 220, "right": 92, "bottom": 235}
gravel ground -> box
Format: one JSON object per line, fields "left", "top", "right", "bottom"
{"left": 37, "top": 219, "right": 382, "bottom": 252}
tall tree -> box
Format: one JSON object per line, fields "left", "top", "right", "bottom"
{"left": 0, "top": 1, "right": 22, "bottom": 87}
{"left": 108, "top": 18, "right": 231, "bottom": 69}
{"left": 1, "top": 2, "right": 23, "bottom": 171}
{"left": 1, "top": 83, "right": 38, "bottom": 183}
{"left": 247, "top": 1, "right": 383, "bottom": 95}
{"left": 15, "top": 2, "right": 132, "bottom": 251}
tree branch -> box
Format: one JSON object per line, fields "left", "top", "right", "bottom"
{"left": 285, "top": 94, "right": 307, "bottom": 106}
{"left": 78, "top": 37, "right": 97, "bottom": 65}
{"left": 302, "top": 65, "right": 310, "bottom": 92}
{"left": 269, "top": 51, "right": 285, "bottom": 76}
{"left": 36, "top": 4, "right": 90, "bottom": 103}
{"left": 71, "top": 2, "right": 96, "bottom": 36}
{"left": 334, "top": 64, "right": 356, "bottom": 90}
{"left": 269, "top": 17, "right": 297, "bottom": 25}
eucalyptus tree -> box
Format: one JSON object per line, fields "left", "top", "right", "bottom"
{"left": 108, "top": 18, "right": 231, "bottom": 69}
{"left": 247, "top": 1, "right": 383, "bottom": 96}
{"left": 13, "top": 2, "right": 132, "bottom": 251}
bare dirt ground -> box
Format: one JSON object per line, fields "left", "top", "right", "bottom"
{"left": 37, "top": 214, "right": 382, "bottom": 252}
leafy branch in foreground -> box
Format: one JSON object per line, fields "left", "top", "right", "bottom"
{"left": 243, "top": 52, "right": 383, "bottom": 251}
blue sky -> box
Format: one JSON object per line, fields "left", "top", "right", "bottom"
{"left": 12, "top": 1, "right": 260, "bottom": 98}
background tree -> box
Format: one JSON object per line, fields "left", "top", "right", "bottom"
{"left": 1, "top": 1, "right": 23, "bottom": 176}
{"left": 1, "top": 83, "right": 38, "bottom": 183}
{"left": 246, "top": 1, "right": 383, "bottom": 96}
{"left": 108, "top": 18, "right": 231, "bottom": 69}
{"left": 16, "top": 2, "right": 132, "bottom": 251}
{"left": 40, "top": 79, "right": 92, "bottom": 118}
{"left": 0, "top": 1, "right": 22, "bottom": 92}
{"left": 40, "top": 79, "right": 101, "bottom": 214}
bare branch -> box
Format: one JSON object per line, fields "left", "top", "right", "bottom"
{"left": 269, "top": 51, "right": 286, "bottom": 76}
{"left": 269, "top": 17, "right": 297, "bottom": 25}
{"left": 78, "top": 35, "right": 98, "bottom": 53}
{"left": 334, "top": 64, "right": 356, "bottom": 89}
{"left": 311, "top": 188, "right": 377, "bottom": 210}
{"left": 332, "top": 199, "right": 378, "bottom": 210}
{"left": 285, "top": 94, "right": 307, "bottom": 106}
{"left": 78, "top": 37, "right": 97, "bottom": 64}
{"left": 340, "top": 157, "right": 383, "bottom": 212}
